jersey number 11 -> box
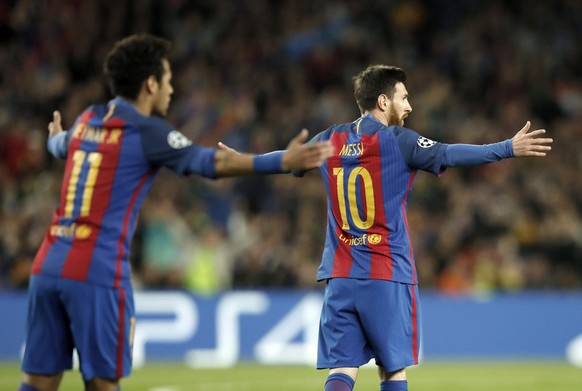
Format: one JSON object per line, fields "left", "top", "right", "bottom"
{"left": 64, "top": 150, "right": 103, "bottom": 218}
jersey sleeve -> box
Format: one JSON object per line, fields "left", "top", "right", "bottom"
{"left": 140, "top": 117, "right": 217, "bottom": 179}
{"left": 394, "top": 127, "right": 448, "bottom": 175}
{"left": 47, "top": 131, "right": 70, "bottom": 159}
{"left": 441, "top": 140, "right": 513, "bottom": 166}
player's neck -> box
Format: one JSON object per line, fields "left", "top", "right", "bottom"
{"left": 132, "top": 94, "right": 154, "bottom": 116}
{"left": 366, "top": 110, "right": 388, "bottom": 126}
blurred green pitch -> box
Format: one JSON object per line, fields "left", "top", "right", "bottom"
{"left": 1, "top": 361, "right": 580, "bottom": 390}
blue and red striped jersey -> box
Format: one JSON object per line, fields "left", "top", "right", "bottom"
{"left": 33, "top": 98, "right": 216, "bottom": 288}
{"left": 313, "top": 114, "right": 448, "bottom": 284}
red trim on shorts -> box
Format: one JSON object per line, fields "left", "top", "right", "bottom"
{"left": 116, "top": 287, "right": 126, "bottom": 379}
{"left": 409, "top": 284, "right": 419, "bottom": 364}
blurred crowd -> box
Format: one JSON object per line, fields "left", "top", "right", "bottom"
{"left": 1, "top": 0, "right": 582, "bottom": 294}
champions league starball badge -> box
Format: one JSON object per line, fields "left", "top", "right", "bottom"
{"left": 417, "top": 136, "right": 437, "bottom": 148}
{"left": 167, "top": 130, "right": 193, "bottom": 149}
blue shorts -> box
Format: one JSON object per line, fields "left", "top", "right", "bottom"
{"left": 317, "top": 278, "right": 420, "bottom": 372}
{"left": 21, "top": 275, "right": 135, "bottom": 381}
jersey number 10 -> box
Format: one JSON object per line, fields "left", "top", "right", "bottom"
{"left": 333, "top": 166, "right": 375, "bottom": 230}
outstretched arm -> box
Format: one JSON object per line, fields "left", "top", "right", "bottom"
{"left": 214, "top": 129, "right": 333, "bottom": 177}
{"left": 442, "top": 121, "right": 552, "bottom": 167}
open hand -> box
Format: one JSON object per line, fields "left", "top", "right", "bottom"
{"left": 48, "top": 111, "right": 63, "bottom": 137}
{"left": 511, "top": 121, "right": 553, "bottom": 157}
{"left": 282, "top": 129, "right": 334, "bottom": 171}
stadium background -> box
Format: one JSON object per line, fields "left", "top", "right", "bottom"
{"left": 1, "top": 0, "right": 582, "bottom": 389}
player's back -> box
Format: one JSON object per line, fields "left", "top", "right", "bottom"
{"left": 32, "top": 99, "right": 160, "bottom": 288}
{"left": 316, "top": 114, "right": 423, "bottom": 284}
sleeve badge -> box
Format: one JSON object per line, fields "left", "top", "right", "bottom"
{"left": 167, "top": 130, "right": 193, "bottom": 149}
{"left": 417, "top": 136, "right": 437, "bottom": 148}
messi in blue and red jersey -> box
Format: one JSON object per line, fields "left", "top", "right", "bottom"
{"left": 309, "top": 65, "right": 552, "bottom": 391}
{"left": 312, "top": 113, "right": 516, "bottom": 285}
{"left": 315, "top": 114, "right": 446, "bottom": 285}
{"left": 19, "top": 34, "right": 333, "bottom": 391}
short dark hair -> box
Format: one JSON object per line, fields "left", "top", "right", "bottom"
{"left": 103, "top": 34, "right": 172, "bottom": 100}
{"left": 352, "top": 65, "right": 407, "bottom": 114}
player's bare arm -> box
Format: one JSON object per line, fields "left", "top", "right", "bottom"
{"left": 511, "top": 121, "right": 553, "bottom": 157}
{"left": 214, "top": 129, "right": 333, "bottom": 176}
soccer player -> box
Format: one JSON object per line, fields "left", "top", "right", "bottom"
{"left": 17, "top": 34, "right": 333, "bottom": 391}
{"left": 303, "top": 65, "right": 553, "bottom": 391}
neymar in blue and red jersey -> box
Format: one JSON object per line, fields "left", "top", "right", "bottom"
{"left": 32, "top": 97, "right": 220, "bottom": 290}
